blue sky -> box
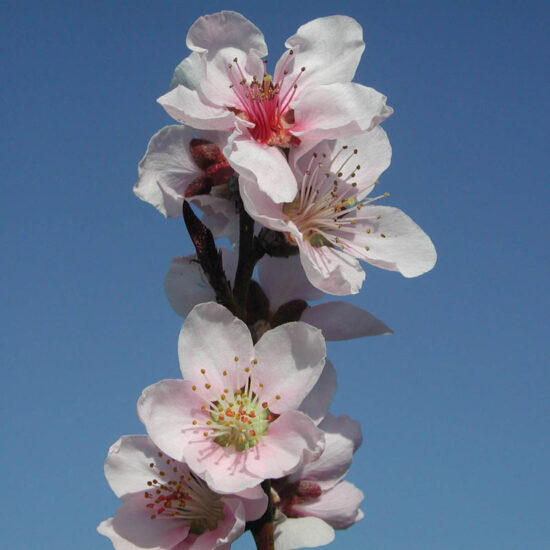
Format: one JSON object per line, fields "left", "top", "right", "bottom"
{"left": 1, "top": 1, "right": 549, "bottom": 549}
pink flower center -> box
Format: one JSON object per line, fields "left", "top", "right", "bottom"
{"left": 144, "top": 452, "right": 224, "bottom": 534}
{"left": 227, "top": 51, "right": 304, "bottom": 147}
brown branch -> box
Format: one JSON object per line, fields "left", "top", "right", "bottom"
{"left": 232, "top": 191, "right": 265, "bottom": 322}
{"left": 247, "top": 480, "right": 276, "bottom": 550}
{"left": 182, "top": 201, "right": 236, "bottom": 314}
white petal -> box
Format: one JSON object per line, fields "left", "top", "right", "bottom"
{"left": 292, "top": 82, "right": 392, "bottom": 141}
{"left": 301, "top": 301, "right": 392, "bottom": 340}
{"left": 158, "top": 85, "right": 234, "bottom": 130}
{"left": 103, "top": 435, "right": 161, "bottom": 499}
{"left": 170, "top": 50, "right": 204, "bottom": 90}
{"left": 137, "top": 379, "right": 203, "bottom": 464}
{"left": 279, "top": 16, "right": 364, "bottom": 91}
{"left": 233, "top": 487, "right": 269, "bottom": 521}
{"left": 351, "top": 205, "right": 437, "bottom": 277}
{"left": 227, "top": 136, "right": 298, "bottom": 203}
{"left": 258, "top": 255, "right": 324, "bottom": 311}
{"left": 297, "top": 414, "right": 362, "bottom": 489}
{"left": 293, "top": 481, "right": 364, "bottom": 530}
{"left": 292, "top": 127, "right": 392, "bottom": 199}
{"left": 189, "top": 194, "right": 239, "bottom": 241}
{"left": 239, "top": 173, "right": 290, "bottom": 233}
{"left": 253, "top": 322, "right": 326, "bottom": 413}
{"left": 246, "top": 411, "right": 325, "bottom": 479}
{"left": 319, "top": 413, "right": 363, "bottom": 452}
{"left": 299, "top": 242, "right": 365, "bottom": 296}
{"left": 187, "top": 11, "right": 267, "bottom": 59}
{"left": 274, "top": 517, "right": 334, "bottom": 550}
{"left": 186, "top": 11, "right": 266, "bottom": 108}
{"left": 134, "top": 125, "right": 199, "bottom": 217}
{"left": 298, "top": 360, "right": 337, "bottom": 425}
{"left": 100, "top": 497, "right": 189, "bottom": 549}
{"left": 164, "top": 256, "right": 216, "bottom": 318}
{"left": 178, "top": 303, "right": 254, "bottom": 394}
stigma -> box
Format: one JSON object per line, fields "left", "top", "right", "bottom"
{"left": 227, "top": 51, "right": 303, "bottom": 147}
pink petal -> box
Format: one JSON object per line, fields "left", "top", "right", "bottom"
{"left": 185, "top": 12, "right": 267, "bottom": 109}
{"left": 138, "top": 380, "right": 262, "bottom": 494}
{"left": 178, "top": 303, "right": 254, "bottom": 394}
{"left": 233, "top": 487, "right": 269, "bottom": 521}
{"left": 293, "top": 480, "right": 364, "bottom": 530}
{"left": 301, "top": 301, "right": 392, "bottom": 340}
{"left": 291, "top": 127, "right": 392, "bottom": 200}
{"left": 279, "top": 16, "right": 364, "bottom": 90}
{"left": 348, "top": 205, "right": 437, "bottom": 277}
{"left": 158, "top": 85, "right": 234, "bottom": 131}
{"left": 239, "top": 173, "right": 289, "bottom": 232}
{"left": 134, "top": 125, "right": 200, "bottom": 218}
{"left": 246, "top": 411, "right": 324, "bottom": 479}
{"left": 227, "top": 136, "right": 298, "bottom": 203}
{"left": 253, "top": 322, "right": 326, "bottom": 413}
{"left": 102, "top": 496, "right": 190, "bottom": 549}
{"left": 181, "top": 499, "right": 244, "bottom": 550}
{"left": 297, "top": 414, "right": 362, "bottom": 489}
{"left": 187, "top": 11, "right": 267, "bottom": 58}
{"left": 97, "top": 518, "right": 137, "bottom": 550}
{"left": 292, "top": 82, "right": 392, "bottom": 141}
{"left": 164, "top": 256, "right": 216, "bottom": 318}
{"left": 189, "top": 195, "right": 239, "bottom": 241}
{"left": 273, "top": 516, "right": 334, "bottom": 550}
{"left": 170, "top": 50, "right": 204, "bottom": 90}
{"left": 258, "top": 255, "right": 324, "bottom": 311}
{"left": 137, "top": 379, "right": 206, "bottom": 462}
{"left": 298, "top": 360, "right": 337, "bottom": 425}
{"left": 103, "top": 435, "right": 166, "bottom": 500}
{"left": 299, "top": 242, "right": 365, "bottom": 296}
{"left": 319, "top": 413, "right": 363, "bottom": 453}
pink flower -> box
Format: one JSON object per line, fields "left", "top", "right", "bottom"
{"left": 240, "top": 128, "right": 437, "bottom": 295}
{"left": 134, "top": 125, "right": 238, "bottom": 238}
{"left": 272, "top": 414, "right": 364, "bottom": 549}
{"left": 97, "top": 435, "right": 267, "bottom": 550}
{"left": 164, "top": 251, "right": 392, "bottom": 340}
{"left": 158, "top": 11, "right": 392, "bottom": 203}
{"left": 138, "top": 302, "right": 329, "bottom": 494}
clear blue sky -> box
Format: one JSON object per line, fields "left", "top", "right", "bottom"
{"left": 1, "top": 1, "right": 549, "bottom": 549}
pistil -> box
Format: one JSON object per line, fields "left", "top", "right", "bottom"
{"left": 144, "top": 453, "right": 225, "bottom": 533}
{"left": 227, "top": 53, "right": 304, "bottom": 146}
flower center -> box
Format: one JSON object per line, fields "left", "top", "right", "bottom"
{"left": 282, "top": 147, "right": 389, "bottom": 251}
{"left": 227, "top": 51, "right": 304, "bottom": 147}
{"left": 144, "top": 452, "right": 225, "bottom": 533}
{"left": 191, "top": 358, "right": 280, "bottom": 452}
{"left": 210, "top": 382, "right": 271, "bottom": 451}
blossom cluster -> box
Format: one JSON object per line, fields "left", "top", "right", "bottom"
{"left": 99, "top": 11, "right": 436, "bottom": 550}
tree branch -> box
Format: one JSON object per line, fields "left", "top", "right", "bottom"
{"left": 182, "top": 201, "right": 237, "bottom": 314}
